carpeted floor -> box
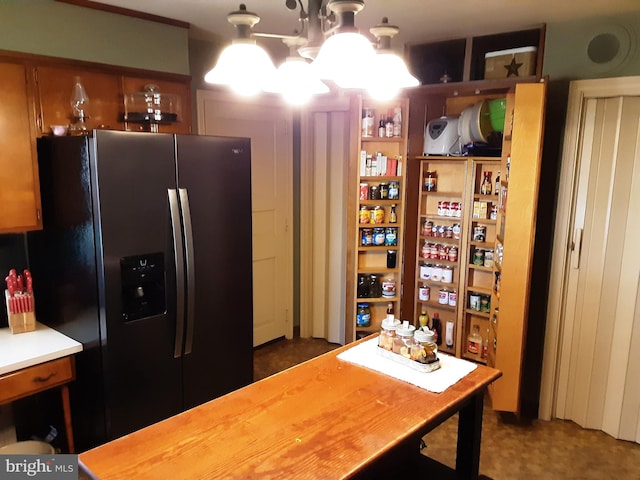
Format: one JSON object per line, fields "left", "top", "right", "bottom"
{"left": 254, "top": 336, "right": 640, "bottom": 479}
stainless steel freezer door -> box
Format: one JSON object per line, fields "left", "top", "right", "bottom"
{"left": 91, "top": 130, "right": 183, "bottom": 439}
{"left": 174, "top": 134, "right": 254, "bottom": 409}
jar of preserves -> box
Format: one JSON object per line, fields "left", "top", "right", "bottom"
{"left": 378, "top": 317, "right": 399, "bottom": 351}
{"left": 393, "top": 321, "right": 416, "bottom": 358}
{"left": 388, "top": 181, "right": 400, "bottom": 200}
{"left": 473, "top": 248, "right": 485, "bottom": 266}
{"left": 411, "top": 328, "right": 438, "bottom": 364}
{"left": 378, "top": 182, "right": 389, "bottom": 200}
{"left": 373, "top": 227, "right": 386, "bottom": 246}
{"left": 356, "top": 303, "right": 371, "bottom": 327}
{"left": 424, "top": 171, "right": 437, "bottom": 192}
{"left": 448, "top": 245, "right": 458, "bottom": 262}
{"left": 385, "top": 227, "right": 398, "bottom": 246}
{"left": 361, "top": 228, "right": 373, "bottom": 246}
{"left": 369, "top": 184, "right": 380, "bottom": 200}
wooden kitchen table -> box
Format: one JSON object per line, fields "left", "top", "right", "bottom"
{"left": 79, "top": 337, "right": 501, "bottom": 479}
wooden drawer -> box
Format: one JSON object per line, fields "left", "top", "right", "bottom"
{"left": 0, "top": 356, "right": 75, "bottom": 405}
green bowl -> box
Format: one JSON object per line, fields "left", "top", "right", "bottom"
{"left": 488, "top": 98, "right": 506, "bottom": 132}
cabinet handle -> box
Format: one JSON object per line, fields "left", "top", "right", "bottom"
{"left": 34, "top": 373, "right": 56, "bottom": 383}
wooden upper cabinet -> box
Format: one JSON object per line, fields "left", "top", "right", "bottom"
{"left": 36, "top": 66, "right": 124, "bottom": 134}
{"left": 122, "top": 77, "right": 192, "bottom": 134}
{"left": 0, "top": 61, "right": 42, "bottom": 233}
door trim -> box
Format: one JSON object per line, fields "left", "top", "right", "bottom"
{"left": 540, "top": 76, "right": 640, "bottom": 420}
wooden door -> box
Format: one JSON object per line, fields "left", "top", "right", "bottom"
{"left": 0, "top": 61, "right": 41, "bottom": 233}
{"left": 196, "top": 90, "right": 293, "bottom": 347}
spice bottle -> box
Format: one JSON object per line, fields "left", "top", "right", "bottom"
{"left": 418, "top": 308, "right": 429, "bottom": 329}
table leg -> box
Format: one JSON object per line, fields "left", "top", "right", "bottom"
{"left": 60, "top": 385, "right": 75, "bottom": 453}
{"left": 455, "top": 390, "right": 484, "bottom": 479}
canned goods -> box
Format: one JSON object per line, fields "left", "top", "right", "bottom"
{"left": 359, "top": 183, "right": 369, "bottom": 200}
{"left": 379, "top": 183, "right": 389, "bottom": 200}
{"left": 438, "top": 201, "right": 446, "bottom": 216}
{"left": 421, "top": 241, "right": 430, "bottom": 258}
{"left": 455, "top": 202, "right": 462, "bottom": 217}
{"left": 431, "top": 265, "right": 443, "bottom": 282}
{"left": 385, "top": 227, "right": 398, "bottom": 246}
{"left": 437, "top": 225, "right": 446, "bottom": 238}
{"left": 373, "top": 227, "right": 386, "bottom": 245}
{"left": 419, "top": 263, "right": 432, "bottom": 280}
{"left": 469, "top": 292, "right": 481, "bottom": 311}
{"left": 369, "top": 184, "right": 380, "bottom": 200}
{"left": 361, "top": 228, "right": 373, "bottom": 246}
{"left": 371, "top": 206, "right": 385, "bottom": 224}
{"left": 448, "top": 290, "right": 457, "bottom": 306}
{"left": 438, "top": 244, "right": 448, "bottom": 260}
{"left": 473, "top": 249, "right": 485, "bottom": 266}
{"left": 441, "top": 266, "right": 453, "bottom": 283}
{"left": 448, "top": 245, "right": 458, "bottom": 262}
{"left": 445, "top": 225, "right": 454, "bottom": 238}
{"left": 422, "top": 220, "right": 433, "bottom": 237}
{"left": 429, "top": 243, "right": 438, "bottom": 259}
{"left": 473, "top": 225, "right": 486, "bottom": 242}
{"left": 359, "top": 206, "right": 370, "bottom": 224}
{"left": 449, "top": 202, "right": 458, "bottom": 217}
{"left": 441, "top": 201, "right": 450, "bottom": 217}
{"left": 438, "top": 288, "right": 449, "bottom": 304}
{"left": 418, "top": 284, "right": 430, "bottom": 301}
{"left": 388, "top": 181, "right": 399, "bottom": 200}
{"left": 452, "top": 224, "right": 461, "bottom": 239}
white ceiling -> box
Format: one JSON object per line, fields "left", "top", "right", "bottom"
{"left": 92, "top": 0, "right": 640, "bottom": 57}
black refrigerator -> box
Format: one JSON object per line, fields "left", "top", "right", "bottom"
{"left": 27, "top": 130, "right": 254, "bottom": 451}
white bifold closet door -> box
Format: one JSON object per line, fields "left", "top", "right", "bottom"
{"left": 555, "top": 93, "right": 640, "bottom": 443}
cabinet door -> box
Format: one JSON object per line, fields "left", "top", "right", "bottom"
{"left": 0, "top": 62, "right": 41, "bottom": 233}
{"left": 488, "top": 82, "right": 546, "bottom": 413}
{"left": 36, "top": 66, "right": 124, "bottom": 133}
{"left": 122, "top": 77, "right": 191, "bottom": 134}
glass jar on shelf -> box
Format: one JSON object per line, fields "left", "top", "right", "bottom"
{"left": 356, "top": 303, "right": 371, "bottom": 327}
{"left": 467, "top": 325, "right": 482, "bottom": 356}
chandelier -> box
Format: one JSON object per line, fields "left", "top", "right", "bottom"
{"left": 204, "top": 0, "right": 419, "bottom": 105}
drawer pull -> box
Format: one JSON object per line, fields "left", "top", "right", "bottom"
{"left": 34, "top": 373, "right": 57, "bottom": 383}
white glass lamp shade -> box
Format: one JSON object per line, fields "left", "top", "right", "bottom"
{"left": 204, "top": 40, "right": 277, "bottom": 97}
{"left": 312, "top": 31, "right": 376, "bottom": 89}
{"left": 264, "top": 57, "right": 329, "bottom": 105}
{"left": 367, "top": 51, "right": 420, "bottom": 101}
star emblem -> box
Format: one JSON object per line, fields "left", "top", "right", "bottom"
{"left": 504, "top": 57, "right": 523, "bottom": 77}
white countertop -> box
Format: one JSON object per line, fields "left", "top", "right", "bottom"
{"left": 0, "top": 322, "right": 83, "bottom": 376}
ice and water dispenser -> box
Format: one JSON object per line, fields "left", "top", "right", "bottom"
{"left": 120, "top": 253, "right": 166, "bottom": 321}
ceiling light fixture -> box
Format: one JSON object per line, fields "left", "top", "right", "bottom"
{"left": 368, "top": 17, "right": 420, "bottom": 101}
{"left": 204, "top": 5, "right": 277, "bottom": 97}
{"left": 204, "top": 1, "right": 419, "bottom": 103}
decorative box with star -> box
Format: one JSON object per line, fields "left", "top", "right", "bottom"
{"left": 484, "top": 46, "right": 537, "bottom": 79}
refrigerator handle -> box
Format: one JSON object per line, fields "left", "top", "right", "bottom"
{"left": 169, "top": 189, "right": 186, "bottom": 358}
{"left": 179, "top": 188, "right": 196, "bottom": 355}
